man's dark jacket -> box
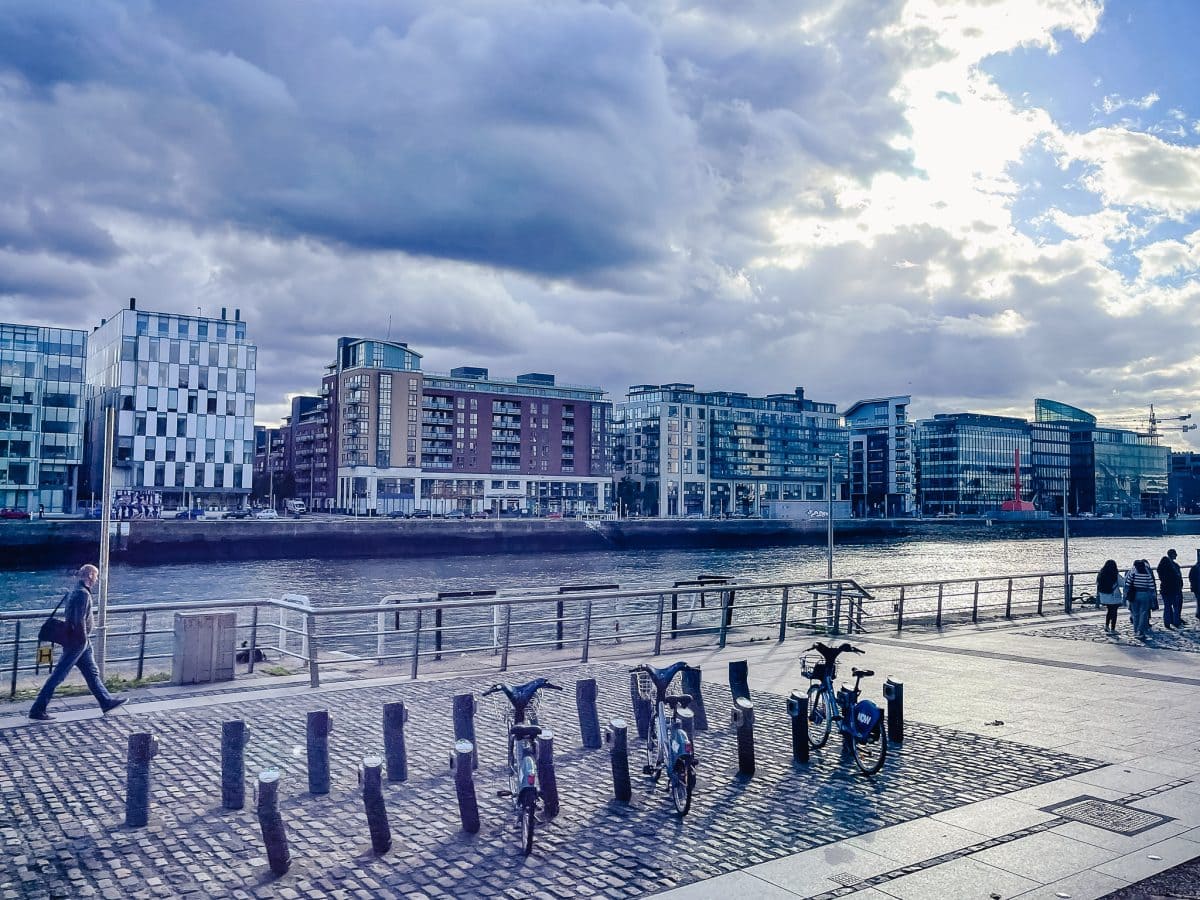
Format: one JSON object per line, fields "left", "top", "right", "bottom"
{"left": 63, "top": 581, "right": 94, "bottom": 648}
{"left": 1158, "top": 556, "right": 1184, "bottom": 594}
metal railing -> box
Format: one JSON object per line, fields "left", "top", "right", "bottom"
{"left": 0, "top": 568, "right": 1101, "bottom": 697}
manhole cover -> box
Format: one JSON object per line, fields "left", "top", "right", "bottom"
{"left": 1041, "top": 796, "right": 1172, "bottom": 835}
{"left": 828, "top": 873, "right": 860, "bottom": 887}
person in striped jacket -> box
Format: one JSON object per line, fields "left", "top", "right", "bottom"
{"left": 1126, "top": 559, "right": 1158, "bottom": 639}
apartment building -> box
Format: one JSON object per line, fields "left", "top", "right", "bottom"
{"left": 843, "top": 395, "right": 915, "bottom": 517}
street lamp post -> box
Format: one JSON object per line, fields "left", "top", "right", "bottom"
{"left": 1062, "top": 474, "right": 1070, "bottom": 612}
{"left": 827, "top": 454, "right": 841, "bottom": 580}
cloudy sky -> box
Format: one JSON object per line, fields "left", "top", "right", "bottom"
{"left": 1, "top": 0, "right": 1198, "bottom": 447}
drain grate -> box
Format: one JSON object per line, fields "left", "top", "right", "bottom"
{"left": 828, "top": 873, "right": 861, "bottom": 887}
{"left": 1041, "top": 796, "right": 1172, "bottom": 835}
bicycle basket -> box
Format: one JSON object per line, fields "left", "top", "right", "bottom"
{"left": 635, "top": 671, "right": 655, "bottom": 701}
{"left": 800, "top": 655, "right": 827, "bottom": 682}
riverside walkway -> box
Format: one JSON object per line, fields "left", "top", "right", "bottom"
{"left": 3, "top": 609, "right": 1200, "bottom": 899}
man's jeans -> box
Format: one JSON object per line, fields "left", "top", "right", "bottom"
{"left": 30, "top": 641, "right": 114, "bottom": 714}
{"left": 1163, "top": 590, "right": 1183, "bottom": 628}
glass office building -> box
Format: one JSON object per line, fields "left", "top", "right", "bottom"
{"left": 0, "top": 323, "right": 87, "bottom": 513}
{"left": 915, "top": 413, "right": 1034, "bottom": 515}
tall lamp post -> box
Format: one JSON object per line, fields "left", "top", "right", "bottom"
{"left": 827, "top": 454, "right": 841, "bottom": 580}
{"left": 1062, "top": 473, "right": 1070, "bottom": 612}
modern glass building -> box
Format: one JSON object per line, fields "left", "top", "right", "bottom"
{"left": 915, "top": 413, "right": 1035, "bottom": 516}
{"left": 843, "top": 396, "right": 915, "bottom": 517}
{"left": 1034, "top": 399, "right": 1168, "bottom": 516}
{"left": 615, "top": 384, "right": 847, "bottom": 517}
{"left": 0, "top": 323, "right": 87, "bottom": 513}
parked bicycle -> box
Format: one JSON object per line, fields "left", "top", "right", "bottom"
{"left": 482, "top": 677, "right": 563, "bottom": 854}
{"left": 800, "top": 641, "right": 888, "bottom": 776}
{"left": 630, "top": 661, "right": 698, "bottom": 815}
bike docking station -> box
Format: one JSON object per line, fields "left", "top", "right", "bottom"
{"left": 382, "top": 700, "right": 409, "bottom": 782}
{"left": 576, "top": 678, "right": 603, "bottom": 749}
{"left": 730, "top": 697, "right": 756, "bottom": 777}
{"left": 451, "top": 739, "right": 481, "bottom": 834}
{"left": 787, "top": 691, "right": 810, "bottom": 764}
{"left": 221, "top": 720, "right": 249, "bottom": 809}
{"left": 884, "top": 678, "right": 904, "bottom": 744}
{"left": 306, "top": 710, "right": 332, "bottom": 795}
{"left": 124, "top": 731, "right": 159, "bottom": 828}
{"left": 256, "top": 768, "right": 291, "bottom": 876}
{"left": 452, "top": 693, "right": 479, "bottom": 770}
{"left": 605, "top": 718, "right": 633, "bottom": 803}
{"left": 358, "top": 755, "right": 392, "bottom": 855}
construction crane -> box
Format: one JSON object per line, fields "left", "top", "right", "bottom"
{"left": 1104, "top": 405, "right": 1194, "bottom": 445}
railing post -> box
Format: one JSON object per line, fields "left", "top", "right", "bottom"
{"left": 972, "top": 581, "right": 979, "bottom": 624}
{"left": 810, "top": 590, "right": 818, "bottom": 629}
{"left": 897, "top": 586, "right": 905, "bottom": 632}
{"left": 832, "top": 583, "right": 843, "bottom": 636}
{"left": 410, "top": 608, "right": 423, "bottom": 680}
{"left": 670, "top": 592, "right": 679, "bottom": 639}
{"left": 1066, "top": 574, "right": 1074, "bottom": 614}
{"left": 278, "top": 607, "right": 288, "bottom": 659}
{"left": 653, "top": 594, "right": 665, "bottom": 656}
{"left": 936, "top": 584, "right": 944, "bottom": 629}
{"left": 375, "top": 609, "right": 386, "bottom": 665}
{"left": 248, "top": 605, "right": 260, "bottom": 673}
{"left": 581, "top": 601, "right": 593, "bottom": 663}
{"left": 435, "top": 607, "right": 443, "bottom": 661}
{"left": 1005, "top": 578, "right": 1013, "bottom": 618}
{"left": 778, "top": 586, "right": 790, "bottom": 642}
{"left": 135, "top": 611, "right": 148, "bottom": 681}
{"left": 9, "top": 621, "right": 20, "bottom": 700}
{"left": 1038, "top": 576, "right": 1045, "bottom": 615}
{"left": 500, "top": 603, "right": 512, "bottom": 672}
{"left": 718, "top": 590, "right": 730, "bottom": 649}
{"left": 555, "top": 599, "right": 564, "bottom": 651}
{"left": 305, "top": 612, "right": 320, "bottom": 689}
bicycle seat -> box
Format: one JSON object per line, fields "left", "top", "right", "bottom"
{"left": 851, "top": 667, "right": 874, "bottom": 678}
{"left": 510, "top": 725, "right": 542, "bottom": 740}
{"left": 664, "top": 694, "right": 692, "bottom": 708}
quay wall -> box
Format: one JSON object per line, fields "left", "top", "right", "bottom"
{"left": 0, "top": 515, "right": 1186, "bottom": 569}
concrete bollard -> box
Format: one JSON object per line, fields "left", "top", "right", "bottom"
{"left": 681, "top": 667, "right": 708, "bottom": 731}
{"left": 787, "top": 692, "right": 809, "bottom": 764}
{"left": 360, "top": 755, "right": 392, "bottom": 854}
{"left": 221, "top": 720, "right": 248, "bottom": 810}
{"left": 629, "top": 673, "right": 652, "bottom": 741}
{"left": 576, "top": 678, "right": 602, "bottom": 749}
{"left": 728, "top": 660, "right": 750, "bottom": 702}
{"left": 125, "top": 732, "right": 159, "bottom": 828}
{"left": 605, "top": 718, "right": 632, "bottom": 802}
{"left": 452, "top": 694, "right": 479, "bottom": 769}
{"left": 383, "top": 701, "right": 409, "bottom": 782}
{"left": 306, "top": 710, "right": 332, "bottom": 795}
{"left": 884, "top": 679, "right": 904, "bottom": 745}
{"left": 678, "top": 707, "right": 696, "bottom": 744}
{"left": 731, "top": 697, "right": 756, "bottom": 776}
{"left": 536, "top": 728, "right": 560, "bottom": 819}
{"left": 451, "top": 739, "right": 480, "bottom": 834}
{"left": 256, "top": 769, "right": 291, "bottom": 876}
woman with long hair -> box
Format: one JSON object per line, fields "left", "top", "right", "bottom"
{"left": 1096, "top": 559, "right": 1123, "bottom": 632}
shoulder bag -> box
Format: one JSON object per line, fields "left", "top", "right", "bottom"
{"left": 37, "top": 591, "right": 71, "bottom": 646}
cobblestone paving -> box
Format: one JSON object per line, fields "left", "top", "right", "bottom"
{"left": 0, "top": 663, "right": 1101, "bottom": 899}
{"left": 1028, "top": 616, "right": 1200, "bottom": 653}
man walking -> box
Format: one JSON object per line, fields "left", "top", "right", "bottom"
{"left": 1158, "top": 549, "right": 1185, "bottom": 629}
{"left": 1190, "top": 549, "right": 1200, "bottom": 619}
{"left": 29, "top": 564, "right": 127, "bottom": 721}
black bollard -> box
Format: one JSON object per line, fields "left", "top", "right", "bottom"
{"left": 681, "top": 667, "right": 708, "bottom": 731}
{"left": 256, "top": 769, "right": 290, "bottom": 876}
{"left": 787, "top": 692, "right": 810, "bottom": 764}
{"left": 221, "top": 720, "right": 248, "bottom": 810}
{"left": 452, "top": 694, "right": 479, "bottom": 770}
{"left": 884, "top": 679, "right": 904, "bottom": 745}
{"left": 360, "top": 755, "right": 392, "bottom": 854}
{"left": 731, "top": 697, "right": 756, "bottom": 776}
{"left": 451, "top": 740, "right": 480, "bottom": 834}
{"left": 728, "top": 660, "right": 750, "bottom": 702}
{"left": 383, "top": 701, "right": 409, "bottom": 783}
{"left": 629, "top": 673, "right": 652, "bottom": 741}
{"left": 536, "top": 728, "right": 560, "bottom": 819}
{"left": 306, "top": 710, "right": 332, "bottom": 795}
{"left": 125, "top": 732, "right": 158, "bottom": 828}
{"left": 576, "top": 679, "right": 602, "bottom": 749}
{"left": 605, "top": 718, "right": 632, "bottom": 802}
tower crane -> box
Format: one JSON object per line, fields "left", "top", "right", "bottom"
{"left": 1104, "top": 405, "right": 1194, "bottom": 445}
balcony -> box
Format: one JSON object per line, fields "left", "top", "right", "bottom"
{"left": 491, "top": 433, "right": 521, "bottom": 445}
{"left": 422, "top": 413, "right": 454, "bottom": 425}
{"left": 423, "top": 399, "right": 454, "bottom": 411}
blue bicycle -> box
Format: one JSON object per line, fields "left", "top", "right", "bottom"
{"left": 631, "top": 661, "right": 698, "bottom": 815}
{"left": 801, "top": 641, "right": 887, "bottom": 776}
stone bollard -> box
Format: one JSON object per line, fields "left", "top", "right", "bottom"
{"left": 360, "top": 755, "right": 392, "bottom": 854}
{"left": 125, "top": 732, "right": 159, "bottom": 828}
{"left": 629, "top": 673, "right": 652, "bottom": 741}
{"left": 256, "top": 769, "right": 291, "bottom": 876}
{"left": 787, "top": 691, "right": 809, "bottom": 764}
{"left": 884, "top": 679, "right": 904, "bottom": 745}
{"left": 605, "top": 718, "right": 632, "bottom": 802}
{"left": 383, "top": 701, "right": 409, "bottom": 782}
{"left": 731, "top": 697, "right": 756, "bottom": 776}
{"left": 681, "top": 667, "right": 708, "bottom": 731}
{"left": 576, "top": 679, "right": 602, "bottom": 749}
{"left": 678, "top": 707, "right": 696, "bottom": 744}
{"left": 306, "top": 710, "right": 332, "bottom": 795}
{"left": 452, "top": 694, "right": 479, "bottom": 770}
{"left": 451, "top": 740, "right": 480, "bottom": 834}
{"left": 536, "top": 728, "right": 560, "bottom": 819}
{"left": 221, "top": 720, "right": 248, "bottom": 810}
{"left": 728, "top": 660, "right": 750, "bottom": 702}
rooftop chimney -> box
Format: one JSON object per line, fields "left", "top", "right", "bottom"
{"left": 129, "top": 298, "right": 136, "bottom": 311}
{"left": 221, "top": 307, "right": 227, "bottom": 320}
{"left": 235, "top": 308, "right": 241, "bottom": 321}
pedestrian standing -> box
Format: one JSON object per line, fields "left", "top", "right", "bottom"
{"left": 1158, "top": 549, "right": 1185, "bottom": 629}
{"left": 1096, "top": 559, "right": 1124, "bottom": 632}
{"left": 29, "top": 564, "right": 127, "bottom": 721}
{"left": 1126, "top": 559, "right": 1157, "bottom": 639}
{"left": 1189, "top": 549, "right": 1200, "bottom": 618}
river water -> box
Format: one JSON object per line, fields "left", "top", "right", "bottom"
{"left": 4, "top": 533, "right": 1196, "bottom": 612}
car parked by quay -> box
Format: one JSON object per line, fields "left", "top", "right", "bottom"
{"left": 253, "top": 509, "right": 279, "bottom": 520}
{"left": 174, "top": 508, "right": 205, "bottom": 520}
{"left": 0, "top": 508, "right": 32, "bottom": 520}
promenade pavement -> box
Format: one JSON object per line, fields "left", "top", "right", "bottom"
{"left": 3, "top": 608, "right": 1200, "bottom": 899}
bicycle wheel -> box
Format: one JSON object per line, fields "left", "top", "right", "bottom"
{"left": 520, "top": 800, "right": 536, "bottom": 855}
{"left": 851, "top": 712, "right": 887, "bottom": 777}
{"left": 807, "top": 684, "right": 833, "bottom": 749}
{"left": 669, "top": 761, "right": 695, "bottom": 816}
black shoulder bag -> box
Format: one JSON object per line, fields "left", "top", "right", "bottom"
{"left": 38, "top": 591, "right": 72, "bottom": 646}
